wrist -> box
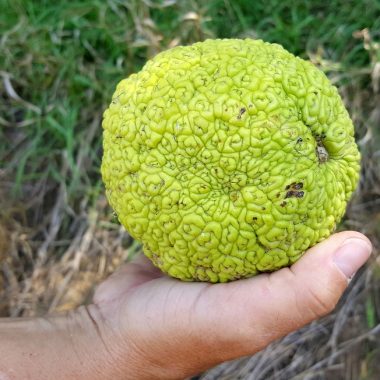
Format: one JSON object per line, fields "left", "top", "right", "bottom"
{"left": 91, "top": 299, "right": 202, "bottom": 380}
{"left": 81, "top": 304, "right": 157, "bottom": 380}
{"left": 0, "top": 306, "right": 129, "bottom": 380}
{"left": 61, "top": 304, "right": 128, "bottom": 380}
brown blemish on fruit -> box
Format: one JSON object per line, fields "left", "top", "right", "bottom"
{"left": 285, "top": 182, "right": 303, "bottom": 190}
{"left": 285, "top": 183, "right": 305, "bottom": 198}
{"left": 285, "top": 190, "right": 304, "bottom": 199}
{"left": 237, "top": 107, "right": 246, "bottom": 119}
{"left": 315, "top": 135, "right": 329, "bottom": 163}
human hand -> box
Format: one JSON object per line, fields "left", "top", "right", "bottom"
{"left": 0, "top": 231, "right": 372, "bottom": 380}
{"left": 90, "top": 231, "right": 372, "bottom": 380}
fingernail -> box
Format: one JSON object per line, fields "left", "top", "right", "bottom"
{"left": 333, "top": 238, "right": 372, "bottom": 278}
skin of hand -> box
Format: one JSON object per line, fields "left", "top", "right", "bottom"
{"left": 0, "top": 231, "right": 372, "bottom": 380}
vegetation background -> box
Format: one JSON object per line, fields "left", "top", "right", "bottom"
{"left": 1, "top": 0, "right": 380, "bottom": 378}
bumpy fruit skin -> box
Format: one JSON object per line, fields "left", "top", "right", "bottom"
{"left": 101, "top": 39, "right": 360, "bottom": 282}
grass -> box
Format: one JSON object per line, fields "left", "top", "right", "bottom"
{"left": 1, "top": 0, "right": 380, "bottom": 379}
{"left": 1, "top": 0, "right": 380, "bottom": 196}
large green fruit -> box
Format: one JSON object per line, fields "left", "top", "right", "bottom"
{"left": 101, "top": 39, "right": 360, "bottom": 282}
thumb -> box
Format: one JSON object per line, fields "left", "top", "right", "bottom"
{"left": 290, "top": 230, "right": 372, "bottom": 319}
{"left": 200, "top": 231, "right": 372, "bottom": 362}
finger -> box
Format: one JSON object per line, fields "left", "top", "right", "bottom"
{"left": 125, "top": 254, "right": 164, "bottom": 279}
{"left": 93, "top": 254, "right": 164, "bottom": 305}
{"left": 197, "top": 231, "right": 372, "bottom": 362}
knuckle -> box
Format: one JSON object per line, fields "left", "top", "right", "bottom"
{"left": 305, "top": 284, "right": 338, "bottom": 318}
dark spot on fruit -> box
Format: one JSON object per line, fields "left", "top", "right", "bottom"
{"left": 276, "top": 192, "right": 280, "bottom": 198}
{"left": 285, "top": 190, "right": 304, "bottom": 199}
{"left": 297, "top": 137, "right": 303, "bottom": 143}
{"left": 285, "top": 182, "right": 303, "bottom": 191}
{"left": 237, "top": 107, "right": 246, "bottom": 119}
{"left": 262, "top": 206, "right": 266, "bottom": 210}
{"left": 280, "top": 201, "right": 287, "bottom": 207}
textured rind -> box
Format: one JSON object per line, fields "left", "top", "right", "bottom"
{"left": 101, "top": 38, "right": 360, "bottom": 282}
